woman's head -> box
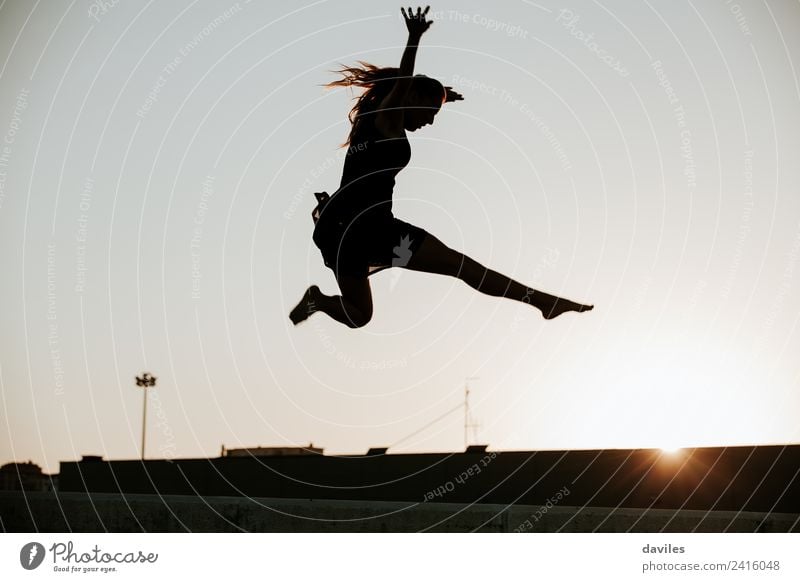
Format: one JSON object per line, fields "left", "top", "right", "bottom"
{"left": 326, "top": 63, "right": 449, "bottom": 144}
{"left": 402, "top": 75, "right": 446, "bottom": 132}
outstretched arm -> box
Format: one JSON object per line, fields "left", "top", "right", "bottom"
{"left": 376, "top": 6, "right": 432, "bottom": 133}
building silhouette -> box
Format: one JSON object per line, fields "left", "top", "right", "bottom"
{"left": 0, "top": 461, "right": 56, "bottom": 492}
{"left": 220, "top": 444, "right": 323, "bottom": 457}
{"left": 54, "top": 444, "right": 800, "bottom": 513}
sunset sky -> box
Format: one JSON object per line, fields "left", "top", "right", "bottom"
{"left": 1, "top": 0, "right": 798, "bottom": 473}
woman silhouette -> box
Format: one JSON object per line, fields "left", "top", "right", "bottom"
{"left": 290, "top": 6, "right": 593, "bottom": 328}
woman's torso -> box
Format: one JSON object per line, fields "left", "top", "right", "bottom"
{"left": 326, "top": 115, "right": 411, "bottom": 225}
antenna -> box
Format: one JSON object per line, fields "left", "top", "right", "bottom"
{"left": 388, "top": 377, "right": 482, "bottom": 452}
{"left": 464, "top": 376, "right": 480, "bottom": 449}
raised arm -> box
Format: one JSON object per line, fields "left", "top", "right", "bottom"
{"left": 376, "top": 6, "right": 432, "bottom": 134}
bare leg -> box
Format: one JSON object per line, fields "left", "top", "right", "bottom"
{"left": 289, "top": 275, "right": 373, "bottom": 328}
{"left": 402, "top": 233, "right": 593, "bottom": 319}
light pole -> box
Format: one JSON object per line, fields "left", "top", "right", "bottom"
{"left": 135, "top": 372, "right": 157, "bottom": 460}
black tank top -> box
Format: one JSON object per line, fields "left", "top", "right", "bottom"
{"left": 328, "top": 115, "right": 411, "bottom": 224}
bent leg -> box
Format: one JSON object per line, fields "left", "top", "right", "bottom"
{"left": 401, "top": 233, "right": 592, "bottom": 319}
{"left": 289, "top": 274, "right": 373, "bottom": 328}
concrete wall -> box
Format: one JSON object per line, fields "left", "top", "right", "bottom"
{"left": 2, "top": 491, "right": 797, "bottom": 533}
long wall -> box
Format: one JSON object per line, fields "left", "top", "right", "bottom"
{"left": 2, "top": 491, "right": 798, "bottom": 533}
{"left": 56, "top": 446, "right": 800, "bottom": 513}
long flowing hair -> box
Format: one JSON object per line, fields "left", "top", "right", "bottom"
{"left": 326, "top": 61, "right": 443, "bottom": 146}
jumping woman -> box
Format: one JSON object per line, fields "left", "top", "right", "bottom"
{"left": 290, "top": 6, "right": 593, "bottom": 328}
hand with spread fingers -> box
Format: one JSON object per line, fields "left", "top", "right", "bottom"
{"left": 402, "top": 5, "right": 432, "bottom": 38}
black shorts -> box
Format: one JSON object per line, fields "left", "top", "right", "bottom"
{"left": 313, "top": 213, "right": 429, "bottom": 278}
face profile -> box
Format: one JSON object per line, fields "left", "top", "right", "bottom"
{"left": 402, "top": 89, "right": 442, "bottom": 131}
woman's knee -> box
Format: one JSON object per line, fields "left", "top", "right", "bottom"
{"left": 343, "top": 303, "right": 372, "bottom": 328}
{"left": 335, "top": 274, "right": 372, "bottom": 327}
{"left": 456, "top": 255, "right": 491, "bottom": 286}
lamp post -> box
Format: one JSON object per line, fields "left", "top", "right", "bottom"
{"left": 135, "top": 372, "right": 157, "bottom": 460}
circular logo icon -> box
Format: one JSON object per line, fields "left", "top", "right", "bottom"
{"left": 19, "top": 542, "right": 46, "bottom": 570}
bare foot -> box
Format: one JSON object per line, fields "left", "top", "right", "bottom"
{"left": 542, "top": 298, "right": 593, "bottom": 320}
{"left": 289, "top": 285, "right": 321, "bottom": 325}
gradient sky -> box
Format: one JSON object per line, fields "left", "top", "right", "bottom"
{"left": 1, "top": 0, "right": 798, "bottom": 474}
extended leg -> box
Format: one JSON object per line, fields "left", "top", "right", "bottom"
{"left": 401, "top": 233, "right": 593, "bottom": 319}
{"left": 289, "top": 274, "right": 373, "bottom": 328}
